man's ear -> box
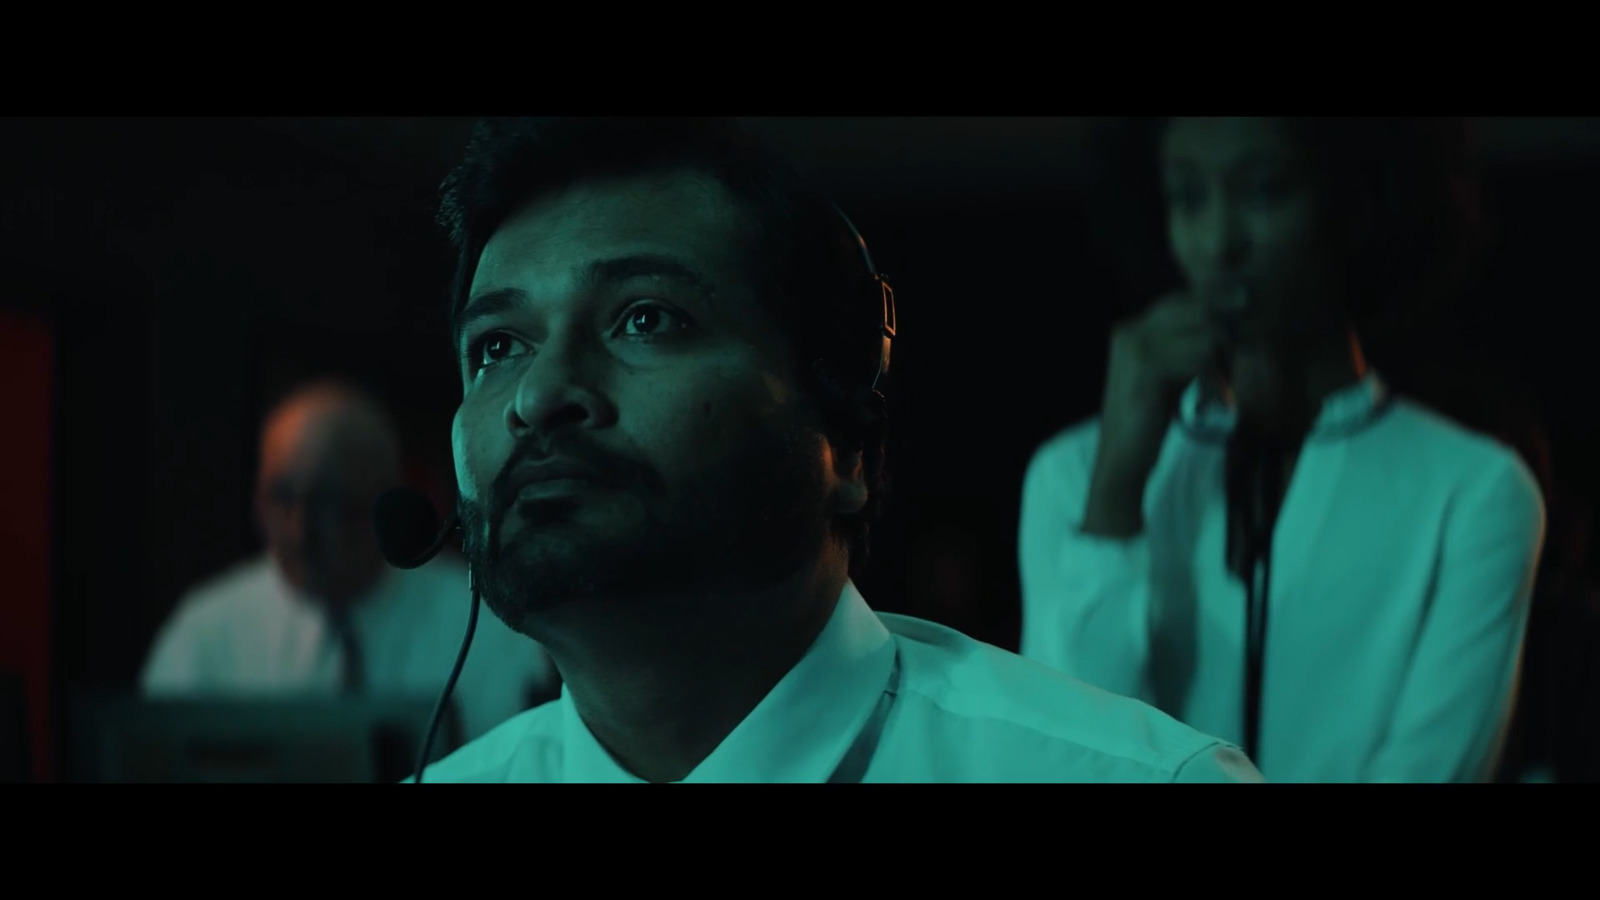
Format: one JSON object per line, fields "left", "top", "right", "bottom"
{"left": 832, "top": 445, "right": 869, "bottom": 517}
{"left": 808, "top": 358, "right": 881, "bottom": 517}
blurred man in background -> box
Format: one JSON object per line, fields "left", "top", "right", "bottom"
{"left": 143, "top": 379, "right": 557, "bottom": 741}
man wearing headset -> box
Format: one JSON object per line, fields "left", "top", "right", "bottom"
{"left": 414, "top": 117, "right": 1262, "bottom": 783}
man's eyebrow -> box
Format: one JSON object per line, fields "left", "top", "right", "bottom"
{"left": 581, "top": 254, "right": 714, "bottom": 297}
{"left": 455, "top": 287, "right": 527, "bottom": 349}
{"left": 455, "top": 254, "right": 716, "bottom": 349}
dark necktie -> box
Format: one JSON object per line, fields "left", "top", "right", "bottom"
{"left": 1225, "top": 426, "right": 1296, "bottom": 763}
{"left": 327, "top": 608, "right": 365, "bottom": 693}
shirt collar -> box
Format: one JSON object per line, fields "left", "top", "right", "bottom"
{"left": 560, "top": 580, "right": 897, "bottom": 783}
{"left": 1178, "top": 370, "right": 1390, "bottom": 443}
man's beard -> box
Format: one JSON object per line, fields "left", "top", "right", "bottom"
{"left": 459, "top": 423, "right": 834, "bottom": 638}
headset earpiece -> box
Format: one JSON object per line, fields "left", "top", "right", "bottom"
{"left": 833, "top": 206, "right": 896, "bottom": 398}
{"left": 872, "top": 279, "right": 896, "bottom": 395}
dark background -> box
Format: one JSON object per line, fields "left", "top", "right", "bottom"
{"left": 2, "top": 117, "right": 1596, "bottom": 782}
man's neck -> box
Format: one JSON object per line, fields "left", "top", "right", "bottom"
{"left": 534, "top": 550, "right": 851, "bottom": 784}
{"left": 306, "top": 579, "right": 385, "bottom": 617}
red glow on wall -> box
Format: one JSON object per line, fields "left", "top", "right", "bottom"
{"left": 0, "top": 309, "right": 53, "bottom": 782}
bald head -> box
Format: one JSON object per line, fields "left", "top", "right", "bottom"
{"left": 259, "top": 382, "right": 402, "bottom": 495}
{"left": 256, "top": 381, "right": 403, "bottom": 605}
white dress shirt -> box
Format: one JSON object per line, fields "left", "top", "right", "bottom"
{"left": 142, "top": 553, "right": 557, "bottom": 742}
{"left": 410, "top": 581, "right": 1262, "bottom": 783}
{"left": 1019, "top": 373, "right": 1546, "bottom": 782}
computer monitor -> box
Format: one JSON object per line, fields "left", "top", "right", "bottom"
{"left": 70, "top": 693, "right": 462, "bottom": 783}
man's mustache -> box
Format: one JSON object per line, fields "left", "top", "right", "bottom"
{"left": 487, "top": 434, "right": 663, "bottom": 516}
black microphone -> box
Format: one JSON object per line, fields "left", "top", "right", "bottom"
{"left": 370, "top": 486, "right": 479, "bottom": 784}
{"left": 374, "top": 487, "right": 456, "bottom": 569}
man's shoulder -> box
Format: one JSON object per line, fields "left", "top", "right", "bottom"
{"left": 882, "top": 614, "right": 1255, "bottom": 782}
{"left": 416, "top": 699, "right": 565, "bottom": 783}
{"left": 169, "top": 557, "right": 281, "bottom": 624}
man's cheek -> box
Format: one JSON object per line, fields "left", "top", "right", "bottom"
{"left": 452, "top": 434, "right": 490, "bottom": 506}
{"left": 683, "top": 383, "right": 774, "bottom": 445}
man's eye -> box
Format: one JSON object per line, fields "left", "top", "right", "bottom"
{"left": 619, "top": 302, "right": 690, "bottom": 337}
{"left": 467, "top": 331, "right": 529, "bottom": 373}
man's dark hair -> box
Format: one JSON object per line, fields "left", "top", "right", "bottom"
{"left": 1086, "top": 117, "right": 1488, "bottom": 338}
{"left": 437, "top": 117, "right": 889, "bottom": 574}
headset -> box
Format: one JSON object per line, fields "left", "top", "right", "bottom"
{"left": 833, "top": 206, "right": 898, "bottom": 400}
{"left": 384, "top": 204, "right": 896, "bottom": 784}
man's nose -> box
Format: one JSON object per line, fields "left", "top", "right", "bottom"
{"left": 288, "top": 502, "right": 331, "bottom": 564}
{"left": 504, "top": 342, "right": 618, "bottom": 439}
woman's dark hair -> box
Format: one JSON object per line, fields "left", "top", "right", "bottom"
{"left": 1085, "top": 116, "right": 1488, "bottom": 339}
{"left": 436, "top": 117, "right": 889, "bottom": 574}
